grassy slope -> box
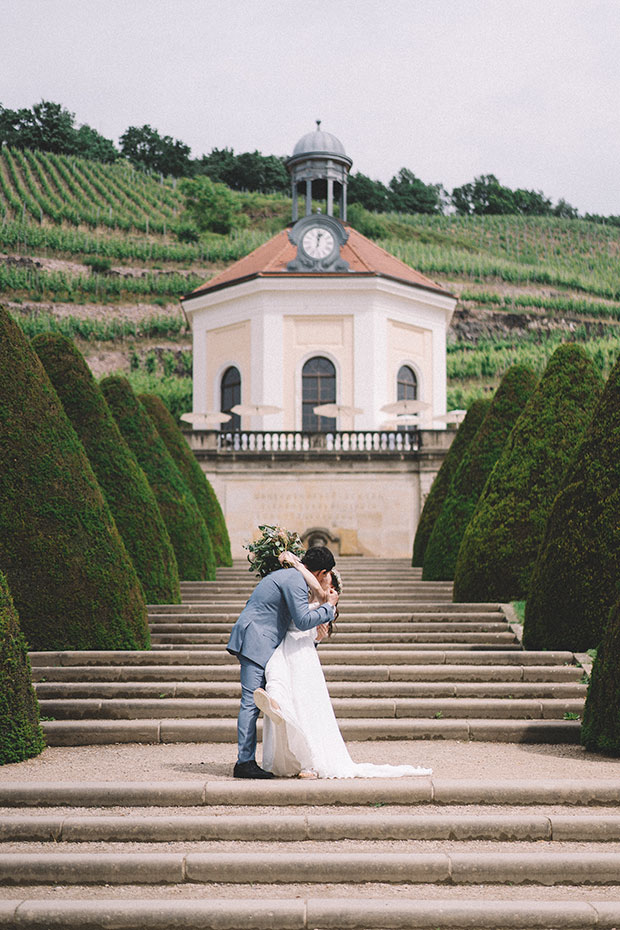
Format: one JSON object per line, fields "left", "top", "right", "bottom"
{"left": 1, "top": 147, "right": 620, "bottom": 409}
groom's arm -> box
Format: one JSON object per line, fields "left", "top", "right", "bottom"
{"left": 280, "top": 571, "right": 335, "bottom": 631}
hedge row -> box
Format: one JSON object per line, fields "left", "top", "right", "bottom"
{"left": 453, "top": 344, "right": 603, "bottom": 602}
{"left": 140, "top": 393, "right": 232, "bottom": 567}
{"left": 523, "top": 352, "right": 620, "bottom": 652}
{"left": 101, "top": 376, "right": 215, "bottom": 581}
{"left": 0, "top": 307, "right": 149, "bottom": 651}
{"left": 33, "top": 335, "right": 181, "bottom": 604}
{"left": 412, "top": 399, "right": 490, "bottom": 567}
{"left": 423, "top": 365, "right": 538, "bottom": 581}
{"left": 0, "top": 571, "right": 44, "bottom": 765}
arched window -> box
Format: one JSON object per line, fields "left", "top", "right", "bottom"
{"left": 397, "top": 365, "right": 417, "bottom": 401}
{"left": 302, "top": 356, "right": 336, "bottom": 432}
{"left": 221, "top": 366, "right": 241, "bottom": 430}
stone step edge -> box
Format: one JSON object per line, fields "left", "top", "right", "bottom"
{"left": 2, "top": 778, "right": 617, "bottom": 808}
{"left": 3, "top": 812, "right": 620, "bottom": 843}
{"left": 3, "top": 851, "right": 620, "bottom": 886}
{"left": 1, "top": 898, "right": 620, "bottom": 930}
{"left": 29, "top": 650, "right": 576, "bottom": 666}
{"left": 39, "top": 718, "right": 581, "bottom": 746}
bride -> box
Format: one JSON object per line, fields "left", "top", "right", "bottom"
{"left": 253, "top": 552, "right": 432, "bottom": 779}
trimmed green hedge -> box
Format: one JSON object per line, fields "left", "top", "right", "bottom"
{"left": 101, "top": 376, "right": 214, "bottom": 581}
{"left": 453, "top": 345, "right": 603, "bottom": 602}
{"left": 581, "top": 594, "right": 620, "bottom": 754}
{"left": 423, "top": 365, "right": 538, "bottom": 582}
{"left": 140, "top": 393, "right": 231, "bottom": 567}
{"left": 0, "top": 307, "right": 149, "bottom": 650}
{"left": 412, "top": 399, "right": 490, "bottom": 567}
{"left": 0, "top": 571, "right": 45, "bottom": 765}
{"left": 33, "top": 334, "right": 181, "bottom": 605}
{"left": 523, "top": 353, "right": 620, "bottom": 651}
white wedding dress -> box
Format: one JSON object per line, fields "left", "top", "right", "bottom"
{"left": 262, "top": 620, "right": 432, "bottom": 779}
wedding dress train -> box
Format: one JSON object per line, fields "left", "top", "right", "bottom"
{"left": 262, "top": 621, "right": 432, "bottom": 779}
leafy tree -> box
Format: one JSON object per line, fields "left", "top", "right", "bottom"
{"left": 581, "top": 594, "right": 620, "bottom": 754}
{"left": 33, "top": 334, "right": 181, "bottom": 604}
{"left": 0, "top": 100, "right": 76, "bottom": 154}
{"left": 140, "top": 393, "right": 232, "bottom": 567}
{"left": 101, "top": 376, "right": 215, "bottom": 581}
{"left": 553, "top": 198, "right": 579, "bottom": 219}
{"left": 388, "top": 168, "right": 443, "bottom": 214}
{"left": 423, "top": 366, "right": 538, "bottom": 581}
{"left": 0, "top": 571, "right": 45, "bottom": 765}
{"left": 0, "top": 307, "right": 149, "bottom": 650}
{"left": 74, "top": 124, "right": 118, "bottom": 163}
{"left": 119, "top": 124, "right": 191, "bottom": 177}
{"left": 196, "top": 147, "right": 288, "bottom": 193}
{"left": 451, "top": 174, "right": 553, "bottom": 217}
{"left": 179, "top": 175, "right": 236, "bottom": 235}
{"left": 348, "top": 172, "right": 391, "bottom": 212}
{"left": 453, "top": 345, "right": 603, "bottom": 602}
{"left": 523, "top": 353, "right": 620, "bottom": 651}
{"left": 412, "top": 399, "right": 491, "bottom": 567}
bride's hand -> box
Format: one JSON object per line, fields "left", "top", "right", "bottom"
{"left": 327, "top": 586, "right": 339, "bottom": 607}
{"left": 315, "top": 623, "right": 330, "bottom": 642}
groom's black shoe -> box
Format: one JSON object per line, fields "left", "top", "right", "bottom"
{"left": 233, "top": 760, "right": 275, "bottom": 779}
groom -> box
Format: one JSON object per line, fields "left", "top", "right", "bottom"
{"left": 227, "top": 546, "right": 339, "bottom": 778}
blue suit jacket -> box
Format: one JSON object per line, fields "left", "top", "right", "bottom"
{"left": 227, "top": 568, "right": 335, "bottom": 668}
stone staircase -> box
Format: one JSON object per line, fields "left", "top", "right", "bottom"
{"left": 33, "top": 560, "right": 583, "bottom": 747}
{"left": 3, "top": 559, "right": 619, "bottom": 928}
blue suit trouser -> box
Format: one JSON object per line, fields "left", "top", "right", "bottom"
{"left": 237, "top": 655, "right": 266, "bottom": 763}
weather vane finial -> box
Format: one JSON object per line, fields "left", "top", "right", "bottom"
{"left": 316, "top": 119, "right": 321, "bottom": 131}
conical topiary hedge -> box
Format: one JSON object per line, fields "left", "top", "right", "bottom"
{"left": 581, "top": 593, "right": 620, "bottom": 754}
{"left": 33, "top": 334, "right": 181, "bottom": 605}
{"left": 523, "top": 353, "right": 620, "bottom": 651}
{"left": 140, "top": 393, "right": 232, "bottom": 567}
{"left": 412, "top": 399, "right": 490, "bottom": 567}
{"left": 422, "top": 365, "right": 538, "bottom": 582}
{"left": 453, "top": 345, "right": 603, "bottom": 602}
{"left": 101, "top": 376, "right": 214, "bottom": 581}
{"left": 0, "top": 307, "right": 149, "bottom": 651}
{"left": 0, "top": 571, "right": 45, "bottom": 765}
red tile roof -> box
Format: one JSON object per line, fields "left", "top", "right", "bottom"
{"left": 183, "top": 225, "right": 454, "bottom": 301}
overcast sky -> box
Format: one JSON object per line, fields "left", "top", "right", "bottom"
{"left": 3, "top": 0, "right": 619, "bottom": 214}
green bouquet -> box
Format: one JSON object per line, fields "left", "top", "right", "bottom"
{"left": 244, "top": 524, "right": 305, "bottom": 578}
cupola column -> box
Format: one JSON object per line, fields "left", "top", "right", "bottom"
{"left": 340, "top": 181, "right": 347, "bottom": 222}
{"left": 305, "top": 180, "right": 312, "bottom": 216}
{"left": 327, "top": 178, "right": 334, "bottom": 216}
{"left": 292, "top": 182, "right": 299, "bottom": 222}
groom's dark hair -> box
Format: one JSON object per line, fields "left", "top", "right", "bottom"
{"left": 302, "top": 546, "right": 335, "bottom": 573}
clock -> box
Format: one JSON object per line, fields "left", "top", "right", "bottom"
{"left": 287, "top": 215, "right": 350, "bottom": 272}
{"left": 302, "top": 227, "right": 335, "bottom": 260}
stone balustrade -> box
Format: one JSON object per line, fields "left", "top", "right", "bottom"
{"left": 186, "top": 429, "right": 420, "bottom": 455}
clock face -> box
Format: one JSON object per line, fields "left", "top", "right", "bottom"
{"left": 302, "top": 227, "right": 335, "bottom": 259}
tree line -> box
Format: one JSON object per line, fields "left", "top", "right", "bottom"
{"left": 1, "top": 100, "right": 619, "bottom": 225}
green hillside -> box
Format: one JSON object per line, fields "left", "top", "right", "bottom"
{"left": 1, "top": 147, "right": 620, "bottom": 413}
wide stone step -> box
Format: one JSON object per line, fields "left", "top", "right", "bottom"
{"left": 147, "top": 602, "right": 502, "bottom": 614}
{"left": 148, "top": 631, "right": 518, "bottom": 645}
{"left": 31, "top": 662, "right": 584, "bottom": 683}
{"left": 147, "top": 612, "right": 507, "bottom": 625}
{"left": 40, "top": 717, "right": 580, "bottom": 745}
{"left": 34, "top": 680, "right": 586, "bottom": 699}
{"left": 29, "top": 649, "right": 577, "bottom": 667}
{"left": 37, "top": 696, "right": 584, "bottom": 721}
{"left": 3, "top": 811, "right": 617, "bottom": 842}
{"left": 148, "top": 620, "right": 511, "bottom": 633}
{"left": 2, "top": 849, "right": 620, "bottom": 886}
{"left": 2, "top": 898, "right": 620, "bottom": 930}
{"left": 4, "top": 778, "right": 618, "bottom": 807}
{"left": 148, "top": 643, "right": 525, "bottom": 655}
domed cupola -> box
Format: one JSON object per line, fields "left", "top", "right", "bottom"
{"left": 286, "top": 121, "right": 353, "bottom": 221}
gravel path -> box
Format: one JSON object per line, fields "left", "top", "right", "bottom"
{"left": 2, "top": 740, "right": 619, "bottom": 783}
